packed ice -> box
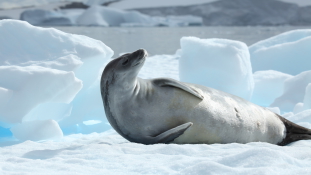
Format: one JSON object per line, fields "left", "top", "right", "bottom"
{"left": 0, "top": 19, "right": 311, "bottom": 174}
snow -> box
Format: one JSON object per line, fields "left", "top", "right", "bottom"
{"left": 271, "top": 71, "right": 311, "bottom": 112}
{"left": 179, "top": 37, "right": 253, "bottom": 100}
{"left": 252, "top": 70, "right": 293, "bottom": 107}
{"left": 0, "top": 131, "right": 311, "bottom": 174}
{"left": 249, "top": 29, "right": 311, "bottom": 75}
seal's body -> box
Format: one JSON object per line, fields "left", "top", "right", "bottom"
{"left": 101, "top": 49, "right": 311, "bottom": 145}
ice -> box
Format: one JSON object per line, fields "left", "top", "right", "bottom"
{"left": 266, "top": 107, "right": 281, "bottom": 115}
{"left": 271, "top": 71, "right": 311, "bottom": 112}
{"left": 10, "top": 120, "right": 63, "bottom": 141}
{"left": 0, "top": 20, "right": 113, "bottom": 138}
{"left": 20, "top": 9, "right": 73, "bottom": 26}
{"left": 249, "top": 29, "right": 311, "bottom": 75}
{"left": 252, "top": 70, "right": 293, "bottom": 107}
{"left": 77, "top": 6, "right": 151, "bottom": 26}
{"left": 286, "top": 109, "right": 311, "bottom": 129}
{"left": 0, "top": 66, "right": 82, "bottom": 127}
{"left": 303, "top": 83, "right": 311, "bottom": 110}
{"left": 77, "top": 5, "right": 203, "bottom": 27}
{"left": 293, "top": 103, "right": 305, "bottom": 114}
{"left": 179, "top": 37, "right": 253, "bottom": 100}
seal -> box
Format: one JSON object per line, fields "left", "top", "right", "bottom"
{"left": 100, "top": 49, "right": 311, "bottom": 146}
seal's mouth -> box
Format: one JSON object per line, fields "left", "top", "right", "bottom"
{"left": 131, "top": 49, "right": 148, "bottom": 67}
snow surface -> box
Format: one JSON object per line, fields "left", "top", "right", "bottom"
{"left": 179, "top": 37, "right": 253, "bottom": 100}
{"left": 1, "top": 20, "right": 311, "bottom": 174}
{"left": 249, "top": 29, "right": 311, "bottom": 75}
{"left": 1, "top": 131, "right": 311, "bottom": 174}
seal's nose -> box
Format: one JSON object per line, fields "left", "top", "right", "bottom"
{"left": 133, "top": 49, "right": 147, "bottom": 58}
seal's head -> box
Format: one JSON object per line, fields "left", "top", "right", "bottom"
{"left": 102, "top": 49, "right": 148, "bottom": 85}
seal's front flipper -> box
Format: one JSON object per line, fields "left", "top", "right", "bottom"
{"left": 152, "top": 122, "right": 193, "bottom": 144}
{"left": 153, "top": 78, "right": 204, "bottom": 100}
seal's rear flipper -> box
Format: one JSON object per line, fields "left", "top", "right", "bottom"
{"left": 153, "top": 78, "right": 204, "bottom": 100}
{"left": 151, "top": 122, "right": 193, "bottom": 144}
{"left": 277, "top": 115, "right": 311, "bottom": 146}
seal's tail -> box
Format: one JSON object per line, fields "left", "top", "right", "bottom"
{"left": 277, "top": 115, "right": 311, "bottom": 146}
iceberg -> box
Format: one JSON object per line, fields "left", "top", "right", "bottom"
{"left": 271, "top": 71, "right": 311, "bottom": 112}
{"left": 249, "top": 30, "right": 311, "bottom": 75}
{"left": 251, "top": 70, "right": 293, "bottom": 107}
{"left": 10, "top": 120, "right": 63, "bottom": 141}
{"left": 20, "top": 9, "right": 73, "bottom": 26}
{"left": 179, "top": 37, "right": 253, "bottom": 100}
{"left": 0, "top": 20, "right": 113, "bottom": 139}
{"left": 77, "top": 5, "right": 203, "bottom": 27}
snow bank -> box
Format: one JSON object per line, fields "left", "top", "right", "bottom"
{"left": 179, "top": 37, "right": 253, "bottom": 100}
{"left": 0, "top": 20, "right": 113, "bottom": 140}
{"left": 250, "top": 29, "right": 311, "bottom": 75}
{"left": 271, "top": 71, "right": 311, "bottom": 112}
{"left": 77, "top": 5, "right": 203, "bottom": 27}
{"left": 251, "top": 70, "right": 293, "bottom": 107}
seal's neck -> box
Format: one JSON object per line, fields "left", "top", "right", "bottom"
{"left": 113, "top": 72, "right": 139, "bottom": 95}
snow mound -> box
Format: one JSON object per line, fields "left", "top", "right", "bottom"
{"left": 250, "top": 29, "right": 311, "bottom": 75}
{"left": 271, "top": 71, "right": 311, "bottom": 112}
{"left": 0, "top": 20, "right": 113, "bottom": 139}
{"left": 179, "top": 37, "right": 253, "bottom": 100}
{"left": 77, "top": 5, "right": 203, "bottom": 27}
{"left": 20, "top": 9, "right": 73, "bottom": 26}
{"left": 252, "top": 70, "right": 293, "bottom": 107}
{"left": 10, "top": 120, "right": 63, "bottom": 141}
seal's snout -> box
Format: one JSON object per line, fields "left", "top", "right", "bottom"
{"left": 130, "top": 49, "right": 148, "bottom": 67}
{"left": 134, "top": 49, "right": 148, "bottom": 58}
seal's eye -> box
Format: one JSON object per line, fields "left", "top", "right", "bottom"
{"left": 122, "top": 59, "right": 129, "bottom": 66}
